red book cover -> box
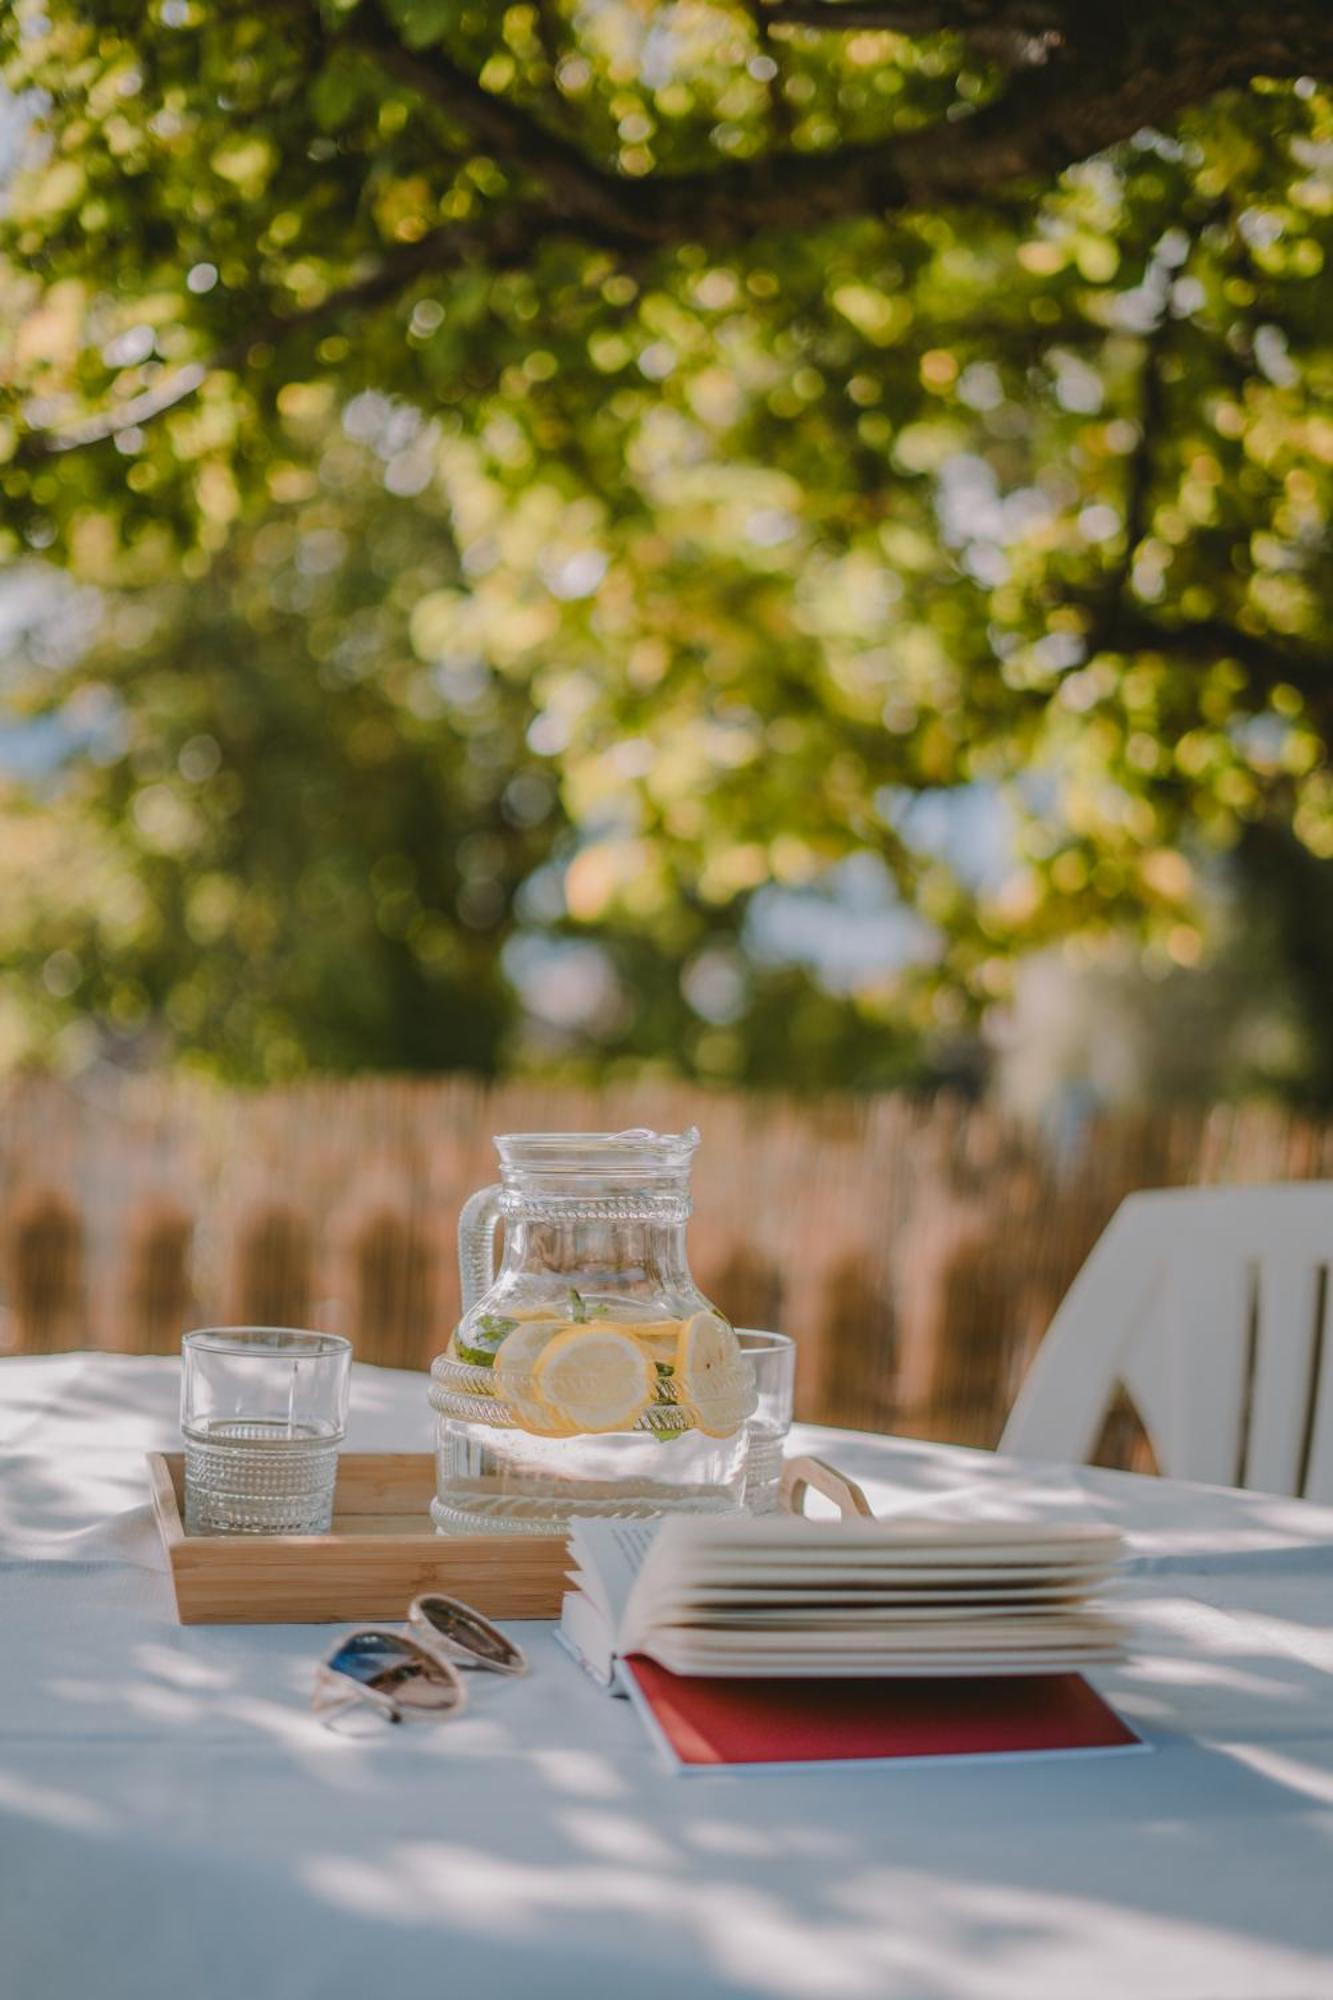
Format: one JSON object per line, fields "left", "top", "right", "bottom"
{"left": 622, "top": 1658, "right": 1145, "bottom": 1774}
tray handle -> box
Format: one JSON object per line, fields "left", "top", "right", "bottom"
{"left": 779, "top": 1453, "right": 874, "bottom": 1520}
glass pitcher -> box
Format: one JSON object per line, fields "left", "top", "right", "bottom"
{"left": 428, "top": 1128, "right": 756, "bottom": 1534}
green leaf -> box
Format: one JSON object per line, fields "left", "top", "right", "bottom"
{"left": 455, "top": 1340, "right": 499, "bottom": 1367}
{"left": 476, "top": 1313, "right": 518, "bottom": 1338}
{"left": 311, "top": 55, "right": 367, "bottom": 134}
{"left": 384, "top": 0, "right": 458, "bottom": 50}
{"left": 456, "top": 1313, "right": 517, "bottom": 1365}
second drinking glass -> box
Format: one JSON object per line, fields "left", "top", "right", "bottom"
{"left": 181, "top": 1326, "right": 351, "bottom": 1535}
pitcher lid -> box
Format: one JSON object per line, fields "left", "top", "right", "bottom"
{"left": 494, "top": 1127, "right": 699, "bottom": 1185}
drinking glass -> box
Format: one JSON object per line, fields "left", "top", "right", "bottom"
{"left": 739, "top": 1330, "right": 796, "bottom": 1514}
{"left": 181, "top": 1327, "right": 352, "bottom": 1535}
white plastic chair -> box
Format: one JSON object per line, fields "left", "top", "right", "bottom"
{"left": 1000, "top": 1183, "right": 1333, "bottom": 1500}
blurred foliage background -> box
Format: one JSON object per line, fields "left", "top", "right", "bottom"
{"left": 1, "top": 0, "right": 1331, "bottom": 1105}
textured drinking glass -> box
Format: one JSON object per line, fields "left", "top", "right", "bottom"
{"left": 739, "top": 1330, "right": 796, "bottom": 1514}
{"left": 181, "top": 1327, "right": 351, "bottom": 1535}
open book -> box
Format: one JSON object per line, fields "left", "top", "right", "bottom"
{"left": 559, "top": 1512, "right": 1128, "bottom": 1685}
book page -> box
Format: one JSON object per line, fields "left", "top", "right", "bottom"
{"left": 572, "top": 1513, "right": 1128, "bottom": 1675}
{"left": 567, "top": 1519, "right": 661, "bottom": 1638}
{"left": 656, "top": 1517, "right": 1122, "bottom": 1554}
{"left": 650, "top": 1615, "right": 1121, "bottom": 1654}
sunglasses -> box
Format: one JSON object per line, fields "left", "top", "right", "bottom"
{"left": 313, "top": 1595, "right": 526, "bottom": 1730}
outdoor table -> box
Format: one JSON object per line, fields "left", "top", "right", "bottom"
{"left": 4, "top": 1351, "right": 1333, "bottom": 2000}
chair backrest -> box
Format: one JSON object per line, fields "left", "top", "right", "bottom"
{"left": 1000, "top": 1183, "right": 1333, "bottom": 1500}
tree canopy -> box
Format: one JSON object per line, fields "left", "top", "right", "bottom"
{"left": 1, "top": 1, "right": 1332, "bottom": 1088}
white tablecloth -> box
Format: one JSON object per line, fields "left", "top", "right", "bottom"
{"left": 4, "top": 1352, "right": 1333, "bottom": 2000}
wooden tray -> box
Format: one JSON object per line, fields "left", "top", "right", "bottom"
{"left": 147, "top": 1451, "right": 869, "bottom": 1626}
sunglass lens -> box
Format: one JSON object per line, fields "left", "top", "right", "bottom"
{"left": 328, "top": 1631, "right": 464, "bottom": 1715}
{"left": 328, "top": 1631, "right": 413, "bottom": 1685}
{"left": 416, "top": 1596, "right": 524, "bottom": 1671}
{"left": 394, "top": 1663, "right": 465, "bottom": 1716}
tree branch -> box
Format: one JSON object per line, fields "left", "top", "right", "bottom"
{"left": 747, "top": 0, "right": 798, "bottom": 144}
{"left": 1107, "top": 610, "right": 1332, "bottom": 717}
{"left": 27, "top": 210, "right": 540, "bottom": 454}
{"left": 1075, "top": 246, "right": 1177, "bottom": 660}
{"left": 753, "top": 0, "right": 1060, "bottom": 36}
{"left": 21, "top": 0, "right": 1333, "bottom": 458}
{"left": 344, "top": 1, "right": 1333, "bottom": 247}
{"left": 630, "top": 47, "right": 1311, "bottom": 240}
{"left": 343, "top": 0, "right": 646, "bottom": 242}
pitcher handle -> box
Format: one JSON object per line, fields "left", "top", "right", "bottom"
{"left": 458, "top": 1185, "right": 503, "bottom": 1314}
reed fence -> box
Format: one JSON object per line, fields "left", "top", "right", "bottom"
{"left": 6, "top": 1072, "right": 1333, "bottom": 1466}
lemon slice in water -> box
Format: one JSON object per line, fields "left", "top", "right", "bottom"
{"left": 624, "top": 1322, "right": 682, "bottom": 1364}
{"left": 674, "top": 1309, "right": 753, "bottom": 1436}
{"left": 531, "top": 1326, "right": 656, "bottom": 1434}
{"left": 493, "top": 1319, "right": 574, "bottom": 1436}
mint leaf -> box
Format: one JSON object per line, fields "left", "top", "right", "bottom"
{"left": 455, "top": 1313, "right": 516, "bottom": 1367}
